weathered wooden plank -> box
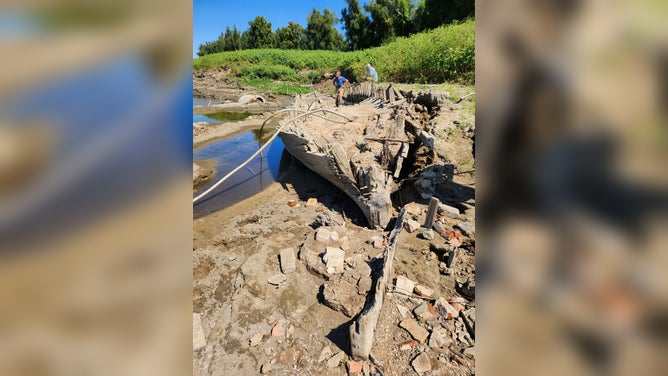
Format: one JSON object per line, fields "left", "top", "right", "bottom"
{"left": 424, "top": 197, "right": 440, "bottom": 228}
{"left": 350, "top": 206, "right": 407, "bottom": 360}
{"left": 329, "top": 143, "right": 354, "bottom": 179}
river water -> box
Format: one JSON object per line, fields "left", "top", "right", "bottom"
{"left": 192, "top": 105, "right": 288, "bottom": 218}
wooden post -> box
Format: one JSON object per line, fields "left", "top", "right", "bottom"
{"left": 424, "top": 197, "right": 440, "bottom": 228}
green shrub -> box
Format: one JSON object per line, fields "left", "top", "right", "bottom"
{"left": 239, "top": 64, "right": 297, "bottom": 80}
{"left": 193, "top": 20, "right": 474, "bottom": 84}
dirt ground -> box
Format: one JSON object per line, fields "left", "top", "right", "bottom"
{"left": 193, "top": 75, "right": 475, "bottom": 375}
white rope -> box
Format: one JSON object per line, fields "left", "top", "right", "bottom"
{"left": 193, "top": 128, "right": 282, "bottom": 203}
{"left": 193, "top": 109, "right": 353, "bottom": 204}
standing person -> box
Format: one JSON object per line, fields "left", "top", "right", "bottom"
{"left": 333, "top": 71, "right": 348, "bottom": 107}
{"left": 366, "top": 63, "right": 378, "bottom": 82}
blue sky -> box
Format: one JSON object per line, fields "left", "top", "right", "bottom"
{"left": 193, "top": 0, "right": 370, "bottom": 57}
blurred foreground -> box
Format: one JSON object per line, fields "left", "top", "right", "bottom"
{"left": 0, "top": 1, "right": 192, "bottom": 375}
{"left": 477, "top": 0, "right": 668, "bottom": 375}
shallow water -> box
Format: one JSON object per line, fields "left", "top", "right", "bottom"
{"left": 193, "top": 128, "right": 287, "bottom": 218}
{"left": 193, "top": 111, "right": 253, "bottom": 124}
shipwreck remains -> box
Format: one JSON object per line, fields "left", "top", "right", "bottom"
{"left": 277, "top": 83, "right": 441, "bottom": 229}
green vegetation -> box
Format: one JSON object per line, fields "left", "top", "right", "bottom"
{"left": 204, "top": 111, "right": 253, "bottom": 122}
{"left": 197, "top": 1, "right": 473, "bottom": 55}
{"left": 239, "top": 79, "right": 314, "bottom": 95}
{"left": 194, "top": 20, "right": 474, "bottom": 85}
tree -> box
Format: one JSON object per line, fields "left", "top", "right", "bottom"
{"left": 341, "top": 0, "right": 374, "bottom": 50}
{"left": 246, "top": 16, "right": 274, "bottom": 49}
{"left": 197, "top": 32, "right": 225, "bottom": 56}
{"left": 274, "top": 22, "right": 305, "bottom": 50}
{"left": 415, "top": 0, "right": 474, "bottom": 31}
{"left": 224, "top": 26, "right": 241, "bottom": 51}
{"left": 240, "top": 30, "right": 250, "bottom": 49}
{"left": 364, "top": 0, "right": 416, "bottom": 45}
{"left": 305, "top": 8, "right": 346, "bottom": 51}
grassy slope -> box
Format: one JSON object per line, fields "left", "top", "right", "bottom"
{"left": 194, "top": 20, "right": 474, "bottom": 93}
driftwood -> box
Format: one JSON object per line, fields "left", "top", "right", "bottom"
{"left": 349, "top": 206, "right": 407, "bottom": 360}
{"left": 455, "top": 92, "right": 475, "bottom": 104}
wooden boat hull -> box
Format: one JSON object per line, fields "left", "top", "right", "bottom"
{"left": 278, "top": 130, "right": 392, "bottom": 229}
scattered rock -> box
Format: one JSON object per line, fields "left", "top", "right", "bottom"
{"left": 458, "top": 279, "right": 475, "bottom": 299}
{"left": 271, "top": 319, "right": 287, "bottom": 337}
{"left": 345, "top": 253, "right": 366, "bottom": 268}
{"left": 279, "top": 248, "right": 296, "bottom": 274}
{"left": 434, "top": 297, "right": 462, "bottom": 319}
{"left": 405, "top": 202, "right": 424, "bottom": 217}
{"left": 463, "top": 347, "right": 475, "bottom": 358}
{"left": 399, "top": 339, "right": 417, "bottom": 351}
{"left": 411, "top": 352, "right": 432, "bottom": 374}
{"left": 305, "top": 198, "right": 318, "bottom": 207}
{"left": 428, "top": 327, "right": 451, "bottom": 348}
{"left": 287, "top": 200, "right": 297, "bottom": 207}
{"left": 323, "top": 267, "right": 372, "bottom": 317}
{"left": 404, "top": 219, "right": 421, "bottom": 233}
{"left": 330, "top": 231, "right": 340, "bottom": 242}
{"left": 315, "top": 228, "right": 331, "bottom": 242}
{"left": 446, "top": 230, "right": 463, "bottom": 247}
{"left": 323, "top": 246, "right": 345, "bottom": 274}
{"left": 456, "top": 317, "right": 474, "bottom": 345}
{"left": 193, "top": 313, "right": 206, "bottom": 351}
{"left": 456, "top": 221, "right": 475, "bottom": 236}
{"left": 357, "top": 275, "right": 373, "bottom": 295}
{"left": 340, "top": 236, "right": 351, "bottom": 251}
{"left": 462, "top": 307, "right": 476, "bottom": 326}
{"left": 433, "top": 221, "right": 445, "bottom": 234}
{"left": 318, "top": 346, "right": 333, "bottom": 362}
{"left": 399, "top": 318, "right": 430, "bottom": 343}
{"left": 228, "top": 255, "right": 237, "bottom": 261}
{"left": 396, "top": 304, "right": 411, "bottom": 319}
{"left": 298, "top": 244, "right": 328, "bottom": 278}
{"left": 438, "top": 203, "right": 460, "bottom": 218}
{"left": 414, "top": 284, "right": 434, "bottom": 298}
{"left": 395, "top": 276, "right": 416, "bottom": 296}
{"left": 268, "top": 274, "right": 288, "bottom": 286}
{"left": 369, "top": 235, "right": 384, "bottom": 249}
{"left": 326, "top": 351, "right": 345, "bottom": 368}
{"left": 314, "top": 211, "right": 344, "bottom": 226}
{"left": 249, "top": 332, "right": 264, "bottom": 347}
{"left": 422, "top": 228, "right": 434, "bottom": 240}
{"left": 347, "top": 360, "right": 367, "bottom": 374}
{"left": 413, "top": 302, "right": 437, "bottom": 321}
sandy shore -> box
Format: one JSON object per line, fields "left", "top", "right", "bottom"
{"left": 193, "top": 115, "right": 276, "bottom": 149}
